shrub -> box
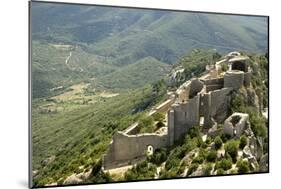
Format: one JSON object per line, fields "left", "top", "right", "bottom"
{"left": 152, "top": 112, "right": 165, "bottom": 122}
{"left": 206, "top": 150, "right": 217, "bottom": 162}
{"left": 214, "top": 136, "right": 223, "bottom": 150}
{"left": 188, "top": 126, "right": 200, "bottom": 138}
{"left": 165, "top": 158, "right": 181, "bottom": 171}
{"left": 215, "top": 158, "right": 232, "bottom": 171}
{"left": 236, "top": 159, "right": 250, "bottom": 174}
{"left": 159, "top": 169, "right": 177, "bottom": 179}
{"left": 186, "top": 163, "right": 199, "bottom": 176}
{"left": 124, "top": 160, "right": 157, "bottom": 181}
{"left": 224, "top": 140, "right": 239, "bottom": 162}
{"left": 138, "top": 116, "right": 155, "bottom": 133}
{"left": 221, "top": 133, "right": 231, "bottom": 143}
{"left": 181, "top": 137, "right": 198, "bottom": 152}
{"left": 216, "top": 168, "right": 225, "bottom": 175}
{"left": 200, "top": 142, "right": 208, "bottom": 149}
{"left": 239, "top": 135, "right": 248, "bottom": 149}
{"left": 91, "top": 159, "right": 102, "bottom": 176}
{"left": 203, "top": 163, "right": 213, "bottom": 176}
{"left": 148, "top": 148, "right": 167, "bottom": 165}
{"left": 230, "top": 169, "right": 238, "bottom": 174}
{"left": 192, "top": 156, "right": 204, "bottom": 164}
{"left": 221, "top": 64, "right": 228, "bottom": 72}
{"left": 205, "top": 136, "right": 212, "bottom": 144}
{"left": 249, "top": 112, "right": 267, "bottom": 138}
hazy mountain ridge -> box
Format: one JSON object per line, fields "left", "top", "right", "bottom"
{"left": 31, "top": 2, "right": 268, "bottom": 98}
{"left": 32, "top": 2, "right": 268, "bottom": 66}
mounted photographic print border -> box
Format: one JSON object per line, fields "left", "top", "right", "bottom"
{"left": 29, "top": 0, "right": 269, "bottom": 188}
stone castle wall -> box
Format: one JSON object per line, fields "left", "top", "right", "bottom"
{"left": 103, "top": 54, "right": 252, "bottom": 170}
{"left": 103, "top": 131, "right": 168, "bottom": 169}
{"left": 171, "top": 95, "right": 201, "bottom": 142}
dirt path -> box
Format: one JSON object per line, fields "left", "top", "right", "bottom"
{"left": 65, "top": 52, "right": 72, "bottom": 65}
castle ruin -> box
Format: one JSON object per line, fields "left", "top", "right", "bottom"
{"left": 103, "top": 52, "right": 252, "bottom": 170}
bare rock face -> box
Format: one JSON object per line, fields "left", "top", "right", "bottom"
{"left": 182, "top": 149, "right": 198, "bottom": 165}
{"left": 207, "top": 123, "right": 220, "bottom": 137}
{"left": 243, "top": 146, "right": 252, "bottom": 158}
{"left": 189, "top": 165, "right": 204, "bottom": 177}
{"left": 41, "top": 155, "right": 56, "bottom": 166}
{"left": 213, "top": 96, "right": 231, "bottom": 123}
{"left": 76, "top": 169, "right": 92, "bottom": 180}
{"left": 248, "top": 136, "right": 258, "bottom": 157}
{"left": 242, "top": 145, "right": 259, "bottom": 171}
{"left": 63, "top": 169, "right": 92, "bottom": 185}
{"left": 32, "top": 170, "right": 39, "bottom": 177}
{"left": 259, "top": 153, "right": 269, "bottom": 172}
{"left": 63, "top": 174, "right": 83, "bottom": 185}
{"left": 256, "top": 136, "right": 264, "bottom": 160}
{"left": 246, "top": 88, "right": 260, "bottom": 110}
{"left": 45, "top": 182, "right": 57, "bottom": 187}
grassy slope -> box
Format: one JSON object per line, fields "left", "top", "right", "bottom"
{"left": 32, "top": 41, "right": 117, "bottom": 98}
{"left": 32, "top": 85, "right": 156, "bottom": 185}
{"left": 96, "top": 57, "right": 171, "bottom": 90}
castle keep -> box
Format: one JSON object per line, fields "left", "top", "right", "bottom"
{"left": 103, "top": 52, "right": 252, "bottom": 170}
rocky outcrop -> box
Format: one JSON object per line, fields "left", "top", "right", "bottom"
{"left": 246, "top": 88, "right": 260, "bottom": 111}
{"left": 63, "top": 169, "right": 92, "bottom": 185}
{"left": 207, "top": 122, "right": 221, "bottom": 137}
{"left": 259, "top": 153, "right": 269, "bottom": 172}
{"left": 189, "top": 165, "right": 204, "bottom": 177}
{"left": 41, "top": 155, "right": 56, "bottom": 166}
{"left": 63, "top": 174, "right": 83, "bottom": 185}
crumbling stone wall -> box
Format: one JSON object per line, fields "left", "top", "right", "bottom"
{"left": 202, "top": 77, "right": 224, "bottom": 92}
{"left": 223, "top": 113, "right": 249, "bottom": 138}
{"left": 189, "top": 79, "right": 204, "bottom": 98}
{"left": 155, "top": 99, "right": 175, "bottom": 113}
{"left": 171, "top": 95, "right": 200, "bottom": 142}
{"left": 232, "top": 61, "right": 249, "bottom": 72}
{"left": 103, "top": 53, "right": 253, "bottom": 170}
{"left": 103, "top": 131, "right": 168, "bottom": 169}
{"left": 224, "top": 70, "right": 245, "bottom": 90}
{"left": 209, "top": 88, "right": 232, "bottom": 123}
{"left": 244, "top": 72, "right": 251, "bottom": 87}
{"left": 200, "top": 87, "right": 232, "bottom": 127}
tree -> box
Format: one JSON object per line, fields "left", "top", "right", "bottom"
{"left": 236, "top": 159, "right": 250, "bottom": 174}
{"left": 224, "top": 140, "right": 239, "bottom": 162}
{"left": 214, "top": 136, "right": 223, "bottom": 150}
{"left": 206, "top": 150, "right": 217, "bottom": 162}
{"left": 239, "top": 135, "right": 248, "bottom": 149}
{"left": 216, "top": 168, "right": 225, "bottom": 175}
{"left": 188, "top": 126, "right": 200, "bottom": 138}
{"left": 220, "top": 133, "right": 231, "bottom": 143}
{"left": 148, "top": 148, "right": 167, "bottom": 165}
{"left": 215, "top": 158, "right": 232, "bottom": 171}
